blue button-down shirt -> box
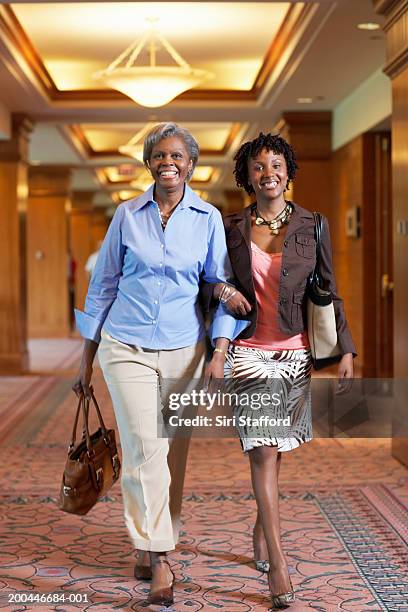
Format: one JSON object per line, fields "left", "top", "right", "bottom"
{"left": 75, "top": 184, "right": 248, "bottom": 349}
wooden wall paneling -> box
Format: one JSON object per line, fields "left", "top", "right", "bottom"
{"left": 390, "top": 69, "right": 408, "bottom": 465}
{"left": 373, "top": 132, "right": 393, "bottom": 378}
{"left": 362, "top": 134, "right": 378, "bottom": 378}
{"left": 293, "top": 160, "right": 332, "bottom": 217}
{"left": 0, "top": 115, "right": 32, "bottom": 373}
{"left": 279, "top": 112, "right": 332, "bottom": 159}
{"left": 331, "top": 137, "right": 364, "bottom": 367}
{"left": 374, "top": 0, "right": 408, "bottom": 465}
{"left": 276, "top": 112, "right": 332, "bottom": 216}
{"left": 391, "top": 70, "right": 408, "bottom": 377}
{"left": 70, "top": 192, "right": 94, "bottom": 312}
{"left": 27, "top": 167, "right": 71, "bottom": 337}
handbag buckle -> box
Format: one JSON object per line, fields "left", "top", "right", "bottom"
{"left": 96, "top": 467, "right": 104, "bottom": 490}
{"left": 112, "top": 454, "right": 120, "bottom": 479}
{"left": 63, "top": 485, "right": 72, "bottom": 495}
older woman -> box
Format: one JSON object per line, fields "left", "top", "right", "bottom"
{"left": 212, "top": 132, "right": 356, "bottom": 609}
{"left": 72, "top": 123, "right": 248, "bottom": 606}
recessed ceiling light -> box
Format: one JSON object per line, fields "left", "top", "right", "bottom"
{"left": 30, "top": 160, "right": 41, "bottom": 166}
{"left": 358, "top": 22, "right": 380, "bottom": 30}
{"left": 297, "top": 97, "right": 313, "bottom": 104}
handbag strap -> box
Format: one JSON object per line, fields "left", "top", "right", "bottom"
{"left": 69, "top": 395, "right": 89, "bottom": 450}
{"left": 312, "top": 211, "right": 323, "bottom": 285}
{"left": 69, "top": 389, "right": 108, "bottom": 455}
{"left": 90, "top": 390, "right": 108, "bottom": 436}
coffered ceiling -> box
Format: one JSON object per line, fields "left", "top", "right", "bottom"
{"left": 11, "top": 2, "right": 291, "bottom": 92}
{"left": 0, "top": 0, "right": 386, "bottom": 207}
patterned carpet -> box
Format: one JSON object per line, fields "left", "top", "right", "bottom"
{"left": 0, "top": 340, "right": 407, "bottom": 611}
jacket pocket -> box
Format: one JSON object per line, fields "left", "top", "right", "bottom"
{"left": 291, "top": 291, "right": 305, "bottom": 326}
{"left": 295, "top": 234, "right": 315, "bottom": 259}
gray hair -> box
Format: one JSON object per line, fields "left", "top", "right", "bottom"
{"left": 143, "top": 122, "right": 199, "bottom": 181}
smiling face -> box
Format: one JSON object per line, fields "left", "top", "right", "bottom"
{"left": 247, "top": 149, "right": 288, "bottom": 204}
{"left": 148, "top": 135, "right": 193, "bottom": 193}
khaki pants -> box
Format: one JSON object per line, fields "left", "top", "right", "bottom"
{"left": 98, "top": 330, "right": 205, "bottom": 552}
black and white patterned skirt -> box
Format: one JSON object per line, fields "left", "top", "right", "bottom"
{"left": 224, "top": 345, "right": 313, "bottom": 453}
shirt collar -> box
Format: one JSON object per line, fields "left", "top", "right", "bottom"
{"left": 128, "top": 183, "right": 209, "bottom": 213}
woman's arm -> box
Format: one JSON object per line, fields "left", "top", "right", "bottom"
{"left": 72, "top": 339, "right": 99, "bottom": 398}
{"left": 201, "top": 209, "right": 251, "bottom": 342}
{"left": 201, "top": 282, "right": 251, "bottom": 316}
{"left": 72, "top": 205, "right": 126, "bottom": 396}
{"left": 199, "top": 209, "right": 251, "bottom": 316}
{"left": 75, "top": 205, "right": 126, "bottom": 344}
{"left": 319, "top": 216, "right": 355, "bottom": 384}
{"left": 203, "top": 337, "right": 229, "bottom": 390}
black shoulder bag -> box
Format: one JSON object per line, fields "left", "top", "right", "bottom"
{"left": 307, "top": 212, "right": 342, "bottom": 370}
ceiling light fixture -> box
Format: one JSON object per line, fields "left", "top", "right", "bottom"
{"left": 297, "top": 97, "right": 313, "bottom": 104}
{"left": 357, "top": 22, "right": 380, "bottom": 30}
{"left": 94, "top": 18, "right": 213, "bottom": 107}
{"left": 119, "top": 123, "right": 155, "bottom": 161}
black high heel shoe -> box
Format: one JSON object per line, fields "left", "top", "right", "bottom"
{"left": 147, "top": 558, "right": 175, "bottom": 607}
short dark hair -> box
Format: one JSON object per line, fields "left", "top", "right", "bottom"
{"left": 233, "top": 132, "right": 298, "bottom": 195}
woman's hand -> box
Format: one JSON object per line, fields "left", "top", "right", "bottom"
{"left": 223, "top": 289, "right": 252, "bottom": 316}
{"left": 72, "top": 363, "right": 93, "bottom": 399}
{"left": 213, "top": 284, "right": 252, "bottom": 316}
{"left": 72, "top": 339, "right": 99, "bottom": 398}
{"left": 204, "top": 337, "right": 229, "bottom": 392}
{"left": 204, "top": 352, "right": 225, "bottom": 392}
{"left": 337, "top": 353, "right": 354, "bottom": 394}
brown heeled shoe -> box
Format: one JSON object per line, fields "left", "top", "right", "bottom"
{"left": 147, "top": 558, "right": 175, "bottom": 607}
{"left": 134, "top": 549, "right": 152, "bottom": 581}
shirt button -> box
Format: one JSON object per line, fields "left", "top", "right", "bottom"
{"left": 159, "top": 263, "right": 163, "bottom": 267}
{"left": 158, "top": 281, "right": 161, "bottom": 286}
{"left": 154, "top": 300, "right": 158, "bottom": 305}
{"left": 282, "top": 268, "right": 288, "bottom": 276}
{"left": 160, "top": 244, "right": 164, "bottom": 249}
{"left": 284, "top": 240, "right": 289, "bottom": 247}
{"left": 152, "top": 319, "right": 156, "bottom": 324}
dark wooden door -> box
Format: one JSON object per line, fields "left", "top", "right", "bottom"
{"left": 374, "top": 132, "right": 393, "bottom": 378}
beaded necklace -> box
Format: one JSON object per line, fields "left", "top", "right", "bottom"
{"left": 253, "top": 202, "right": 293, "bottom": 235}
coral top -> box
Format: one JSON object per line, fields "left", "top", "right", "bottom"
{"left": 234, "top": 241, "right": 309, "bottom": 351}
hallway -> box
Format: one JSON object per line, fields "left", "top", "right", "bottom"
{"left": 0, "top": 341, "right": 407, "bottom": 611}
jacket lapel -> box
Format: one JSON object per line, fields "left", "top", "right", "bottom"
{"left": 231, "top": 205, "right": 252, "bottom": 248}
{"left": 284, "top": 202, "right": 314, "bottom": 241}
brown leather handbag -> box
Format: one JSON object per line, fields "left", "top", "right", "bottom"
{"left": 59, "top": 389, "right": 121, "bottom": 515}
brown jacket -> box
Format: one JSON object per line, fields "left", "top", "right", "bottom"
{"left": 217, "top": 202, "right": 356, "bottom": 356}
